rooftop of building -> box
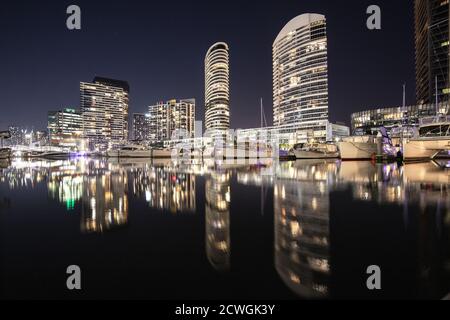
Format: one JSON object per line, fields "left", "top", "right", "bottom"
{"left": 93, "top": 77, "right": 130, "bottom": 93}
{"left": 274, "top": 13, "right": 326, "bottom": 45}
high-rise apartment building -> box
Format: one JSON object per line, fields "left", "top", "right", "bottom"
{"left": 147, "top": 99, "right": 196, "bottom": 143}
{"left": 415, "top": 0, "right": 449, "bottom": 105}
{"left": 48, "top": 108, "right": 83, "bottom": 148}
{"left": 273, "top": 14, "right": 329, "bottom": 139}
{"left": 132, "top": 113, "right": 150, "bottom": 141}
{"left": 80, "top": 77, "right": 129, "bottom": 150}
{"left": 205, "top": 42, "right": 230, "bottom": 137}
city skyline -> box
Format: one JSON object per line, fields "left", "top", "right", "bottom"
{"left": 0, "top": 0, "right": 415, "bottom": 131}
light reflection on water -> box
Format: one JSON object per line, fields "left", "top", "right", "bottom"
{"left": 0, "top": 158, "right": 449, "bottom": 299}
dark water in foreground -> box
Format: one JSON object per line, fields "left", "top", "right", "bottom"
{"left": 0, "top": 158, "right": 449, "bottom": 300}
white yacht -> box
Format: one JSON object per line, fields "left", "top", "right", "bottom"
{"left": 291, "top": 142, "right": 339, "bottom": 159}
{"left": 403, "top": 116, "right": 450, "bottom": 161}
{"left": 107, "top": 145, "right": 150, "bottom": 158}
{"left": 338, "top": 127, "right": 397, "bottom": 160}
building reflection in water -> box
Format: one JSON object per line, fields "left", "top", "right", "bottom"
{"left": 0, "top": 157, "right": 448, "bottom": 297}
{"left": 47, "top": 160, "right": 85, "bottom": 211}
{"left": 205, "top": 170, "right": 231, "bottom": 271}
{"left": 80, "top": 161, "right": 129, "bottom": 233}
{"left": 271, "top": 160, "right": 449, "bottom": 299}
{"left": 130, "top": 163, "right": 196, "bottom": 214}
{"left": 274, "top": 160, "right": 335, "bottom": 299}
{"left": 0, "top": 159, "right": 49, "bottom": 189}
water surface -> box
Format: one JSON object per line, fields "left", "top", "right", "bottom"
{"left": 0, "top": 158, "right": 449, "bottom": 299}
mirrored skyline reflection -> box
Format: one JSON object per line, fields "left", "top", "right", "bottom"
{"left": 0, "top": 158, "right": 449, "bottom": 299}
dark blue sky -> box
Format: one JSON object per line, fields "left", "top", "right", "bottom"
{"left": 0, "top": 0, "right": 415, "bottom": 131}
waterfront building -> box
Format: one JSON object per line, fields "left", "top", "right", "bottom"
{"left": 148, "top": 99, "right": 195, "bottom": 144}
{"left": 5, "top": 126, "right": 44, "bottom": 147}
{"left": 80, "top": 77, "right": 130, "bottom": 150}
{"left": 205, "top": 42, "right": 230, "bottom": 139}
{"left": 7, "top": 126, "right": 23, "bottom": 146}
{"left": 351, "top": 102, "right": 449, "bottom": 133}
{"left": 236, "top": 122, "right": 349, "bottom": 148}
{"left": 273, "top": 13, "right": 329, "bottom": 140}
{"left": 415, "top": 0, "right": 449, "bottom": 105}
{"left": 33, "top": 130, "right": 48, "bottom": 146}
{"left": 47, "top": 108, "right": 83, "bottom": 149}
{"left": 132, "top": 113, "right": 150, "bottom": 141}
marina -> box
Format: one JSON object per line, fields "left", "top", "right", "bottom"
{"left": 1, "top": 0, "right": 450, "bottom": 303}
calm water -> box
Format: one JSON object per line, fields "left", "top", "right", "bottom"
{"left": 0, "top": 157, "right": 449, "bottom": 300}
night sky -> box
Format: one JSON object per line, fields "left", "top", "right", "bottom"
{"left": 0, "top": 0, "right": 415, "bottom": 131}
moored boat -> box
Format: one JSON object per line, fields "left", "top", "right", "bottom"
{"left": 338, "top": 127, "right": 396, "bottom": 161}
{"left": 291, "top": 142, "right": 339, "bottom": 159}
{"left": 107, "top": 145, "right": 150, "bottom": 158}
{"left": 152, "top": 148, "right": 173, "bottom": 158}
{"left": 403, "top": 116, "right": 450, "bottom": 161}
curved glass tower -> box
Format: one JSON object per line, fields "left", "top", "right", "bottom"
{"left": 205, "top": 42, "right": 230, "bottom": 136}
{"left": 273, "top": 14, "right": 329, "bottom": 137}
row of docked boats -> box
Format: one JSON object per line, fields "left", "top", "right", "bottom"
{"left": 290, "top": 127, "right": 396, "bottom": 160}
{"left": 290, "top": 115, "right": 450, "bottom": 161}
{"left": 3, "top": 115, "right": 450, "bottom": 162}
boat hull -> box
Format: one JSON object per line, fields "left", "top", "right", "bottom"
{"left": 293, "top": 150, "right": 339, "bottom": 159}
{"left": 152, "top": 149, "right": 173, "bottom": 158}
{"left": 338, "top": 141, "right": 377, "bottom": 160}
{"left": 403, "top": 138, "right": 450, "bottom": 161}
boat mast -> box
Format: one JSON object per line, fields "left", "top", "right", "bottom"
{"left": 403, "top": 84, "right": 406, "bottom": 109}
{"left": 260, "top": 98, "right": 263, "bottom": 129}
{"left": 436, "top": 75, "right": 439, "bottom": 116}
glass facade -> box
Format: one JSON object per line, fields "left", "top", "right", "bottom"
{"left": 273, "top": 14, "right": 329, "bottom": 138}
{"left": 47, "top": 108, "right": 83, "bottom": 148}
{"left": 351, "top": 102, "right": 449, "bottom": 132}
{"left": 205, "top": 42, "right": 230, "bottom": 137}
{"left": 132, "top": 113, "right": 149, "bottom": 141}
{"left": 415, "top": 0, "right": 449, "bottom": 105}
{"left": 147, "top": 99, "right": 196, "bottom": 143}
{"left": 80, "top": 78, "right": 129, "bottom": 151}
